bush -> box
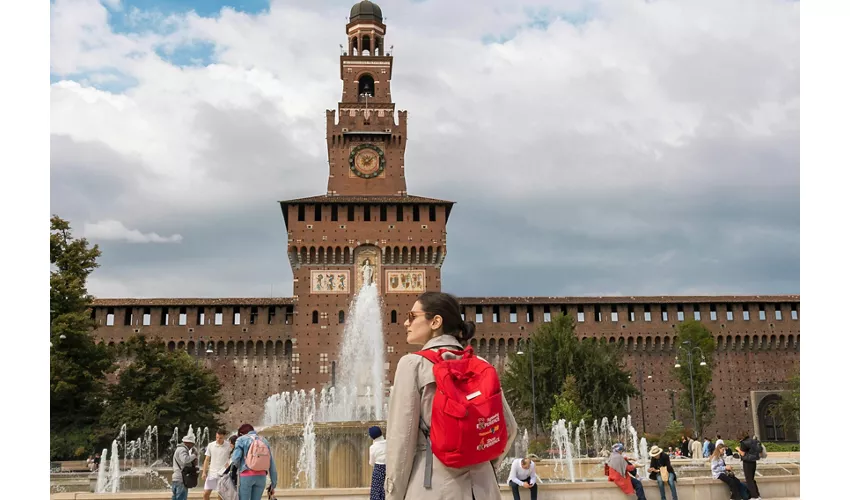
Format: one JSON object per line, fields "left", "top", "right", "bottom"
{"left": 763, "top": 442, "right": 800, "bottom": 452}
{"left": 528, "top": 437, "right": 551, "bottom": 459}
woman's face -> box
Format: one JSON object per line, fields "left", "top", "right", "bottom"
{"left": 404, "top": 300, "right": 441, "bottom": 345}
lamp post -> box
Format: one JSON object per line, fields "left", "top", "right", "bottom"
{"left": 675, "top": 340, "right": 707, "bottom": 438}
{"left": 516, "top": 326, "right": 537, "bottom": 436}
{"left": 634, "top": 365, "right": 652, "bottom": 434}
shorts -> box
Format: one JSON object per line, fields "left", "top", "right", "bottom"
{"left": 204, "top": 474, "right": 221, "bottom": 491}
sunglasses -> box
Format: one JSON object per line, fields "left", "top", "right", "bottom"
{"left": 407, "top": 311, "right": 428, "bottom": 323}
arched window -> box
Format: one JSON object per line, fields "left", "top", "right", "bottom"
{"left": 391, "top": 310, "right": 397, "bottom": 323}
{"left": 358, "top": 74, "right": 375, "bottom": 96}
{"left": 312, "top": 310, "right": 319, "bottom": 324}
{"left": 339, "top": 310, "right": 345, "bottom": 324}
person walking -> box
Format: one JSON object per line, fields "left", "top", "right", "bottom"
{"left": 201, "top": 429, "right": 232, "bottom": 500}
{"left": 737, "top": 432, "right": 762, "bottom": 500}
{"left": 710, "top": 443, "right": 743, "bottom": 500}
{"left": 230, "top": 424, "right": 277, "bottom": 500}
{"left": 384, "top": 291, "right": 518, "bottom": 500}
{"left": 606, "top": 443, "right": 646, "bottom": 500}
{"left": 507, "top": 457, "right": 539, "bottom": 500}
{"left": 689, "top": 436, "right": 702, "bottom": 460}
{"left": 369, "top": 426, "right": 387, "bottom": 500}
{"left": 648, "top": 445, "right": 678, "bottom": 500}
{"left": 171, "top": 434, "right": 199, "bottom": 500}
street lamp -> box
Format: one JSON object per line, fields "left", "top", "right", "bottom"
{"left": 674, "top": 340, "right": 708, "bottom": 439}
{"left": 632, "top": 366, "right": 652, "bottom": 434}
{"left": 516, "top": 326, "right": 537, "bottom": 436}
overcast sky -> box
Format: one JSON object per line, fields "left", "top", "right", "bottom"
{"left": 50, "top": 0, "right": 799, "bottom": 298}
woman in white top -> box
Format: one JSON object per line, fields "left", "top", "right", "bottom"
{"left": 507, "top": 457, "right": 538, "bottom": 500}
{"left": 369, "top": 426, "right": 387, "bottom": 500}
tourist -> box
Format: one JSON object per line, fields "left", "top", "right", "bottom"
{"left": 606, "top": 443, "right": 646, "bottom": 500}
{"left": 384, "top": 291, "right": 518, "bottom": 500}
{"left": 230, "top": 424, "right": 278, "bottom": 500}
{"left": 679, "top": 436, "right": 690, "bottom": 458}
{"left": 507, "top": 457, "right": 539, "bottom": 500}
{"left": 93, "top": 452, "right": 101, "bottom": 471}
{"left": 736, "top": 431, "right": 762, "bottom": 500}
{"left": 689, "top": 436, "right": 702, "bottom": 459}
{"left": 648, "top": 445, "right": 678, "bottom": 500}
{"left": 86, "top": 455, "right": 95, "bottom": 472}
{"left": 710, "top": 444, "right": 743, "bottom": 500}
{"left": 201, "top": 429, "right": 232, "bottom": 500}
{"left": 369, "top": 426, "right": 387, "bottom": 500}
{"left": 706, "top": 437, "right": 715, "bottom": 457}
{"left": 715, "top": 434, "right": 725, "bottom": 448}
{"left": 171, "top": 434, "right": 199, "bottom": 500}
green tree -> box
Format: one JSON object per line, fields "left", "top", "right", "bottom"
{"left": 99, "top": 335, "right": 226, "bottom": 448}
{"left": 50, "top": 216, "right": 115, "bottom": 459}
{"left": 768, "top": 373, "right": 800, "bottom": 437}
{"left": 549, "top": 375, "right": 592, "bottom": 425}
{"left": 659, "top": 419, "right": 685, "bottom": 448}
{"left": 672, "top": 320, "right": 716, "bottom": 438}
{"left": 502, "top": 314, "right": 638, "bottom": 432}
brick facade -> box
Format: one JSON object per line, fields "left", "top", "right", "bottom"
{"left": 89, "top": 3, "right": 800, "bottom": 439}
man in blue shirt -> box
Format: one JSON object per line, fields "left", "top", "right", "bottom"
{"left": 230, "top": 424, "right": 278, "bottom": 500}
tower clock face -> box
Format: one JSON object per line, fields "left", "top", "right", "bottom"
{"left": 349, "top": 144, "right": 385, "bottom": 179}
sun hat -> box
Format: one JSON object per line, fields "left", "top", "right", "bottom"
{"left": 650, "top": 445, "right": 663, "bottom": 457}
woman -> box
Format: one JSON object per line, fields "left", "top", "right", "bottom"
{"left": 710, "top": 443, "right": 743, "bottom": 500}
{"left": 648, "top": 445, "right": 678, "bottom": 500}
{"left": 736, "top": 431, "right": 762, "bottom": 500}
{"left": 384, "top": 291, "right": 518, "bottom": 500}
{"left": 606, "top": 443, "right": 645, "bottom": 500}
{"left": 369, "top": 426, "right": 387, "bottom": 500}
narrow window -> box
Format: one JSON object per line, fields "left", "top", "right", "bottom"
{"left": 475, "top": 305, "right": 483, "bottom": 323}
{"left": 348, "top": 205, "right": 355, "bottom": 221}
{"left": 743, "top": 305, "right": 751, "bottom": 321}
{"left": 380, "top": 205, "right": 387, "bottom": 222}
{"left": 509, "top": 305, "right": 517, "bottom": 323}
{"left": 492, "top": 306, "right": 501, "bottom": 323}
{"left": 143, "top": 307, "right": 151, "bottom": 326}
{"left": 250, "top": 306, "right": 258, "bottom": 325}
{"left": 396, "top": 205, "right": 403, "bottom": 221}
{"left": 526, "top": 306, "right": 534, "bottom": 323}
{"left": 594, "top": 305, "right": 602, "bottom": 322}
{"left": 106, "top": 307, "right": 115, "bottom": 326}
{"left": 791, "top": 304, "right": 798, "bottom": 320}
{"left": 628, "top": 305, "right": 635, "bottom": 322}
{"left": 314, "top": 204, "right": 322, "bottom": 222}
{"left": 124, "top": 307, "right": 133, "bottom": 326}
{"left": 543, "top": 305, "right": 551, "bottom": 323}
{"left": 643, "top": 305, "right": 651, "bottom": 322}
{"left": 178, "top": 307, "right": 187, "bottom": 326}
{"left": 726, "top": 304, "right": 734, "bottom": 321}
{"left": 298, "top": 205, "right": 305, "bottom": 222}
{"left": 461, "top": 310, "right": 465, "bottom": 321}
{"left": 312, "top": 310, "right": 319, "bottom": 324}
{"left": 413, "top": 206, "right": 420, "bottom": 222}
{"left": 759, "top": 304, "right": 766, "bottom": 321}
{"left": 710, "top": 304, "right": 717, "bottom": 321}
{"left": 364, "top": 206, "right": 371, "bottom": 221}
{"left": 693, "top": 306, "right": 701, "bottom": 321}
{"left": 611, "top": 306, "right": 619, "bottom": 323}
{"left": 676, "top": 304, "right": 684, "bottom": 322}
{"left": 160, "top": 307, "right": 169, "bottom": 326}
{"left": 331, "top": 205, "right": 339, "bottom": 221}
{"left": 197, "top": 307, "right": 205, "bottom": 325}
{"left": 214, "top": 307, "right": 223, "bottom": 325}
{"left": 774, "top": 307, "right": 782, "bottom": 321}
{"left": 577, "top": 306, "right": 585, "bottom": 323}
{"left": 391, "top": 310, "right": 397, "bottom": 323}
{"left": 429, "top": 205, "right": 436, "bottom": 222}
{"left": 661, "top": 305, "right": 669, "bottom": 322}
{"left": 268, "top": 306, "right": 276, "bottom": 324}
{"left": 233, "top": 307, "right": 241, "bottom": 325}
{"left": 339, "top": 310, "right": 345, "bottom": 324}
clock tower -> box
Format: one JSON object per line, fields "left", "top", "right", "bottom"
{"left": 279, "top": 1, "right": 454, "bottom": 391}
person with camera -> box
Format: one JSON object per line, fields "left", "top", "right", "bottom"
{"left": 736, "top": 431, "right": 763, "bottom": 500}
{"left": 648, "top": 445, "right": 678, "bottom": 500}
{"left": 171, "top": 434, "right": 199, "bottom": 500}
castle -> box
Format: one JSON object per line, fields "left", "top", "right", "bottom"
{"left": 90, "top": 1, "right": 800, "bottom": 440}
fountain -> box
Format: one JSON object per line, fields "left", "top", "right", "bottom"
{"left": 295, "top": 414, "right": 317, "bottom": 488}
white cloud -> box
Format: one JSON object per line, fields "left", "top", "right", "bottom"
{"left": 84, "top": 220, "right": 183, "bottom": 243}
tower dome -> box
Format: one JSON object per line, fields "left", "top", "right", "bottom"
{"left": 349, "top": 1, "right": 383, "bottom": 23}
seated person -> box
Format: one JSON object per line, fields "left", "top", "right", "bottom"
{"left": 507, "top": 456, "right": 539, "bottom": 500}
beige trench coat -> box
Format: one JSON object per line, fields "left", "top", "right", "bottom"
{"left": 384, "top": 335, "right": 518, "bottom": 500}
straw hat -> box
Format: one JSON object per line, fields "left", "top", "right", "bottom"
{"left": 649, "top": 445, "right": 663, "bottom": 457}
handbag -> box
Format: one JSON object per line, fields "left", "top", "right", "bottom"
{"left": 660, "top": 467, "right": 669, "bottom": 482}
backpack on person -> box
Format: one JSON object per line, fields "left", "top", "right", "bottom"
{"left": 759, "top": 442, "right": 768, "bottom": 459}
{"left": 414, "top": 346, "right": 508, "bottom": 486}
{"left": 244, "top": 434, "right": 271, "bottom": 472}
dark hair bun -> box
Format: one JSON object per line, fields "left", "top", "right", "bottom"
{"left": 459, "top": 321, "right": 476, "bottom": 342}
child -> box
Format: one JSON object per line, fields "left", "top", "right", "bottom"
{"left": 368, "top": 426, "right": 386, "bottom": 500}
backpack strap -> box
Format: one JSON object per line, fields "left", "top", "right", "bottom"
{"left": 419, "top": 416, "right": 432, "bottom": 489}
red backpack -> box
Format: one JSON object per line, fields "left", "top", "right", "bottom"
{"left": 414, "top": 346, "right": 508, "bottom": 487}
